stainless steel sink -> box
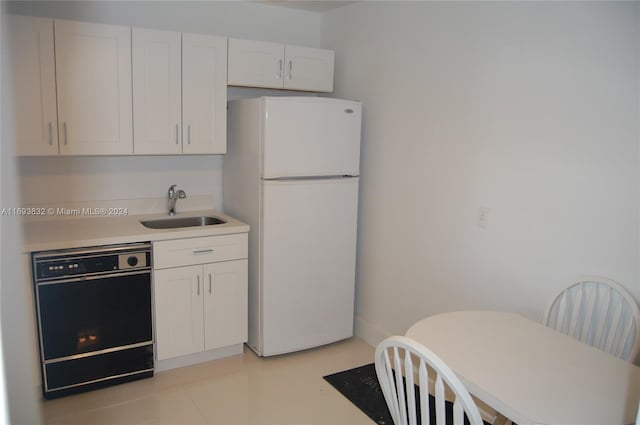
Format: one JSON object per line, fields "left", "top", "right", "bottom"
{"left": 140, "top": 215, "right": 226, "bottom": 229}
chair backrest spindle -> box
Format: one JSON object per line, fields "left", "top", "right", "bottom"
{"left": 419, "top": 360, "right": 429, "bottom": 425}
{"left": 567, "top": 285, "right": 583, "bottom": 336}
{"left": 434, "top": 374, "right": 445, "bottom": 424}
{"left": 579, "top": 285, "right": 597, "bottom": 341}
{"left": 393, "top": 346, "right": 408, "bottom": 425}
{"left": 404, "top": 349, "right": 417, "bottom": 425}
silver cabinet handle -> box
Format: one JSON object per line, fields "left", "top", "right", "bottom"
{"left": 63, "top": 122, "right": 68, "bottom": 145}
{"left": 48, "top": 122, "right": 53, "bottom": 145}
{"left": 175, "top": 124, "right": 179, "bottom": 145}
{"left": 197, "top": 275, "right": 200, "bottom": 295}
{"left": 187, "top": 125, "right": 191, "bottom": 144}
{"left": 288, "top": 60, "right": 293, "bottom": 79}
{"left": 193, "top": 249, "right": 213, "bottom": 255}
{"left": 278, "top": 59, "right": 283, "bottom": 79}
{"left": 208, "top": 274, "right": 212, "bottom": 294}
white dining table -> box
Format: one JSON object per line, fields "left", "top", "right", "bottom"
{"left": 405, "top": 310, "right": 640, "bottom": 425}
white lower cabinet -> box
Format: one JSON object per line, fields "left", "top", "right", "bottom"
{"left": 203, "top": 261, "right": 248, "bottom": 351}
{"left": 152, "top": 234, "right": 248, "bottom": 362}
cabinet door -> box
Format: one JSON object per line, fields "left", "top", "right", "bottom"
{"left": 284, "top": 45, "right": 334, "bottom": 93}
{"left": 154, "top": 265, "right": 204, "bottom": 360}
{"left": 132, "top": 28, "right": 181, "bottom": 155}
{"left": 227, "top": 38, "right": 284, "bottom": 89}
{"left": 203, "top": 260, "right": 248, "bottom": 351}
{"left": 7, "top": 15, "right": 58, "bottom": 156}
{"left": 55, "top": 20, "right": 133, "bottom": 155}
{"left": 182, "top": 33, "right": 227, "bottom": 154}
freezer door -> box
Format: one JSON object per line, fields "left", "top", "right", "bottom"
{"left": 262, "top": 97, "right": 361, "bottom": 178}
{"left": 260, "top": 177, "right": 359, "bottom": 356}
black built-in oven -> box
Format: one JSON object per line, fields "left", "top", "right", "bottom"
{"left": 32, "top": 242, "right": 154, "bottom": 398}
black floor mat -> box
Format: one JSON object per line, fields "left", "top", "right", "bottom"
{"left": 323, "top": 363, "right": 491, "bottom": 425}
{"left": 323, "top": 363, "right": 393, "bottom": 425}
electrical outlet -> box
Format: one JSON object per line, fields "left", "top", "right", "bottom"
{"left": 478, "top": 207, "right": 489, "bottom": 229}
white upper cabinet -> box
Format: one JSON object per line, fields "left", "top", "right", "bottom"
{"left": 55, "top": 20, "right": 133, "bottom": 155}
{"left": 11, "top": 15, "right": 335, "bottom": 156}
{"left": 283, "top": 44, "right": 335, "bottom": 92}
{"left": 228, "top": 38, "right": 334, "bottom": 93}
{"left": 132, "top": 28, "right": 182, "bottom": 155}
{"left": 227, "top": 39, "right": 284, "bottom": 89}
{"left": 7, "top": 15, "right": 58, "bottom": 156}
{"left": 182, "top": 33, "right": 227, "bottom": 154}
{"left": 132, "top": 30, "right": 227, "bottom": 155}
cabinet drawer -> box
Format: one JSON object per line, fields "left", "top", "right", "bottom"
{"left": 153, "top": 233, "right": 247, "bottom": 269}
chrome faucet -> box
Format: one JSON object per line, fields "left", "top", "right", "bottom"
{"left": 167, "top": 184, "right": 186, "bottom": 216}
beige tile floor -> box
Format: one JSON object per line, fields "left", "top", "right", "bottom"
{"left": 40, "top": 338, "right": 376, "bottom": 425}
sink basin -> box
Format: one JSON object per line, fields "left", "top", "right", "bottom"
{"left": 141, "top": 215, "right": 226, "bottom": 229}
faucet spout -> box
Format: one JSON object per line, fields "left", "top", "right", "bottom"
{"left": 167, "top": 185, "right": 187, "bottom": 215}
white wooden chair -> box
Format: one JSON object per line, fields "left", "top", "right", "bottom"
{"left": 543, "top": 276, "right": 640, "bottom": 362}
{"left": 375, "top": 335, "right": 483, "bottom": 425}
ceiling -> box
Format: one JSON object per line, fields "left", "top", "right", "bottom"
{"left": 258, "top": 1, "right": 357, "bottom": 13}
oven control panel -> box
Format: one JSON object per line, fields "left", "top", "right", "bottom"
{"left": 33, "top": 243, "right": 152, "bottom": 281}
{"left": 118, "top": 253, "right": 147, "bottom": 270}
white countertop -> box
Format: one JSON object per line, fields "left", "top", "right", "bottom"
{"left": 22, "top": 209, "right": 250, "bottom": 252}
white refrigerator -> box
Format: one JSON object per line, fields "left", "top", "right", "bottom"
{"left": 224, "top": 97, "right": 362, "bottom": 356}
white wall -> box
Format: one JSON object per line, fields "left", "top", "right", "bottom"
{"left": 1, "top": 3, "right": 42, "bottom": 423}
{"left": 7, "top": 0, "right": 323, "bottom": 46}
{"left": 8, "top": 0, "right": 322, "bottom": 210}
{"left": 18, "top": 156, "right": 225, "bottom": 210}
{"left": 323, "top": 2, "right": 640, "bottom": 344}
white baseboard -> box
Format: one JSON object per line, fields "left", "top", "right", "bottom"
{"left": 155, "top": 344, "right": 244, "bottom": 372}
{"left": 354, "top": 315, "right": 392, "bottom": 347}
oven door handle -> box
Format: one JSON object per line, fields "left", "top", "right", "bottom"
{"left": 36, "top": 269, "right": 151, "bottom": 286}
